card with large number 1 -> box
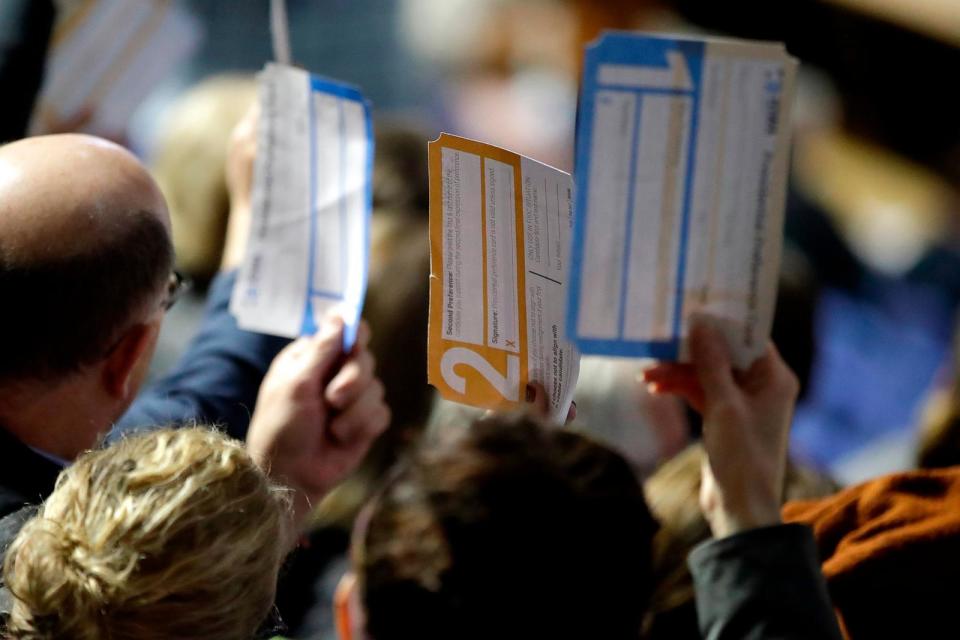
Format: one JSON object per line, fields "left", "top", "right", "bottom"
{"left": 427, "top": 134, "right": 580, "bottom": 423}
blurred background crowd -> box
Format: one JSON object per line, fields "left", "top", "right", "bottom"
{"left": 3, "top": 0, "right": 960, "bottom": 637}
{"left": 124, "top": 0, "right": 960, "bottom": 483}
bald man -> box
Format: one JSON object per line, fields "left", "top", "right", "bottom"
{"left": 0, "top": 134, "right": 381, "bottom": 523}
{"left": 0, "top": 135, "right": 175, "bottom": 493}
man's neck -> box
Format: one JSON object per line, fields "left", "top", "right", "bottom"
{"left": 0, "top": 374, "right": 115, "bottom": 461}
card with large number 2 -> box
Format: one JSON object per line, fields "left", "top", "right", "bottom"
{"left": 427, "top": 134, "right": 579, "bottom": 422}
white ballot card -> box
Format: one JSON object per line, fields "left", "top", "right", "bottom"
{"left": 427, "top": 134, "right": 580, "bottom": 424}
{"left": 231, "top": 63, "right": 373, "bottom": 349}
{"left": 567, "top": 32, "right": 797, "bottom": 368}
{"left": 31, "top": 0, "right": 201, "bottom": 136}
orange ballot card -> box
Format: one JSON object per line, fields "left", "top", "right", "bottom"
{"left": 427, "top": 134, "right": 580, "bottom": 423}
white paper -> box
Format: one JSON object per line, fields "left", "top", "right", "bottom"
{"left": 31, "top": 0, "right": 201, "bottom": 136}
{"left": 428, "top": 135, "right": 580, "bottom": 424}
{"left": 567, "top": 33, "right": 797, "bottom": 367}
{"left": 231, "top": 64, "right": 373, "bottom": 349}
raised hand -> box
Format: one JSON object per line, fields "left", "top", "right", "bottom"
{"left": 524, "top": 382, "right": 577, "bottom": 425}
{"left": 221, "top": 102, "right": 258, "bottom": 270}
{"left": 643, "top": 315, "right": 799, "bottom": 538}
{"left": 246, "top": 317, "right": 390, "bottom": 532}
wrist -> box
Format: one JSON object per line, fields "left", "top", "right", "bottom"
{"left": 268, "top": 462, "right": 331, "bottom": 507}
{"left": 706, "top": 500, "right": 782, "bottom": 538}
{"left": 221, "top": 203, "right": 253, "bottom": 270}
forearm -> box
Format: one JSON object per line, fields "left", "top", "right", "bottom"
{"left": 220, "top": 204, "right": 251, "bottom": 271}
{"left": 248, "top": 449, "right": 319, "bottom": 547}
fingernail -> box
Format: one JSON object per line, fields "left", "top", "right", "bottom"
{"left": 317, "top": 314, "right": 345, "bottom": 341}
{"left": 693, "top": 312, "right": 723, "bottom": 333}
{"left": 323, "top": 312, "right": 345, "bottom": 328}
{"left": 688, "top": 311, "right": 708, "bottom": 332}
{"left": 689, "top": 314, "right": 721, "bottom": 348}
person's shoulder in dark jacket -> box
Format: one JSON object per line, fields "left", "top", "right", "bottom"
{"left": 689, "top": 523, "right": 843, "bottom": 640}
{"left": 0, "top": 427, "right": 62, "bottom": 520}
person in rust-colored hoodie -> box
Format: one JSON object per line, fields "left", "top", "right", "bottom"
{"left": 784, "top": 467, "right": 960, "bottom": 639}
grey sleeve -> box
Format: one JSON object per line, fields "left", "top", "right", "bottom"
{"left": 689, "top": 523, "right": 843, "bottom": 640}
{"left": 0, "top": 505, "right": 40, "bottom": 619}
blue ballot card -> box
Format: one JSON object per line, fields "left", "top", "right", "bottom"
{"left": 232, "top": 64, "right": 374, "bottom": 350}
{"left": 566, "top": 32, "right": 797, "bottom": 368}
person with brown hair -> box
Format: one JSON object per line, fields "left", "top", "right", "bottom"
{"left": 323, "top": 316, "right": 845, "bottom": 640}
{"left": 340, "top": 412, "right": 659, "bottom": 640}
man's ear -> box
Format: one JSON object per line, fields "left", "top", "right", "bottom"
{"left": 101, "top": 321, "right": 160, "bottom": 399}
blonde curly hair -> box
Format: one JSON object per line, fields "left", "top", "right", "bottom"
{"left": 3, "top": 427, "right": 291, "bottom": 640}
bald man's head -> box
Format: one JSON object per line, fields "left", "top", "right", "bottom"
{"left": 0, "top": 134, "right": 174, "bottom": 381}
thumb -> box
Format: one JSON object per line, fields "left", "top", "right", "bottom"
{"left": 302, "top": 315, "right": 346, "bottom": 377}
{"left": 689, "top": 314, "right": 738, "bottom": 405}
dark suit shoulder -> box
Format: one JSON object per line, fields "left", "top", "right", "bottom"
{"left": 0, "top": 428, "right": 62, "bottom": 519}
{"left": 0, "top": 486, "right": 33, "bottom": 521}
{"left": 0, "top": 504, "right": 38, "bottom": 554}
